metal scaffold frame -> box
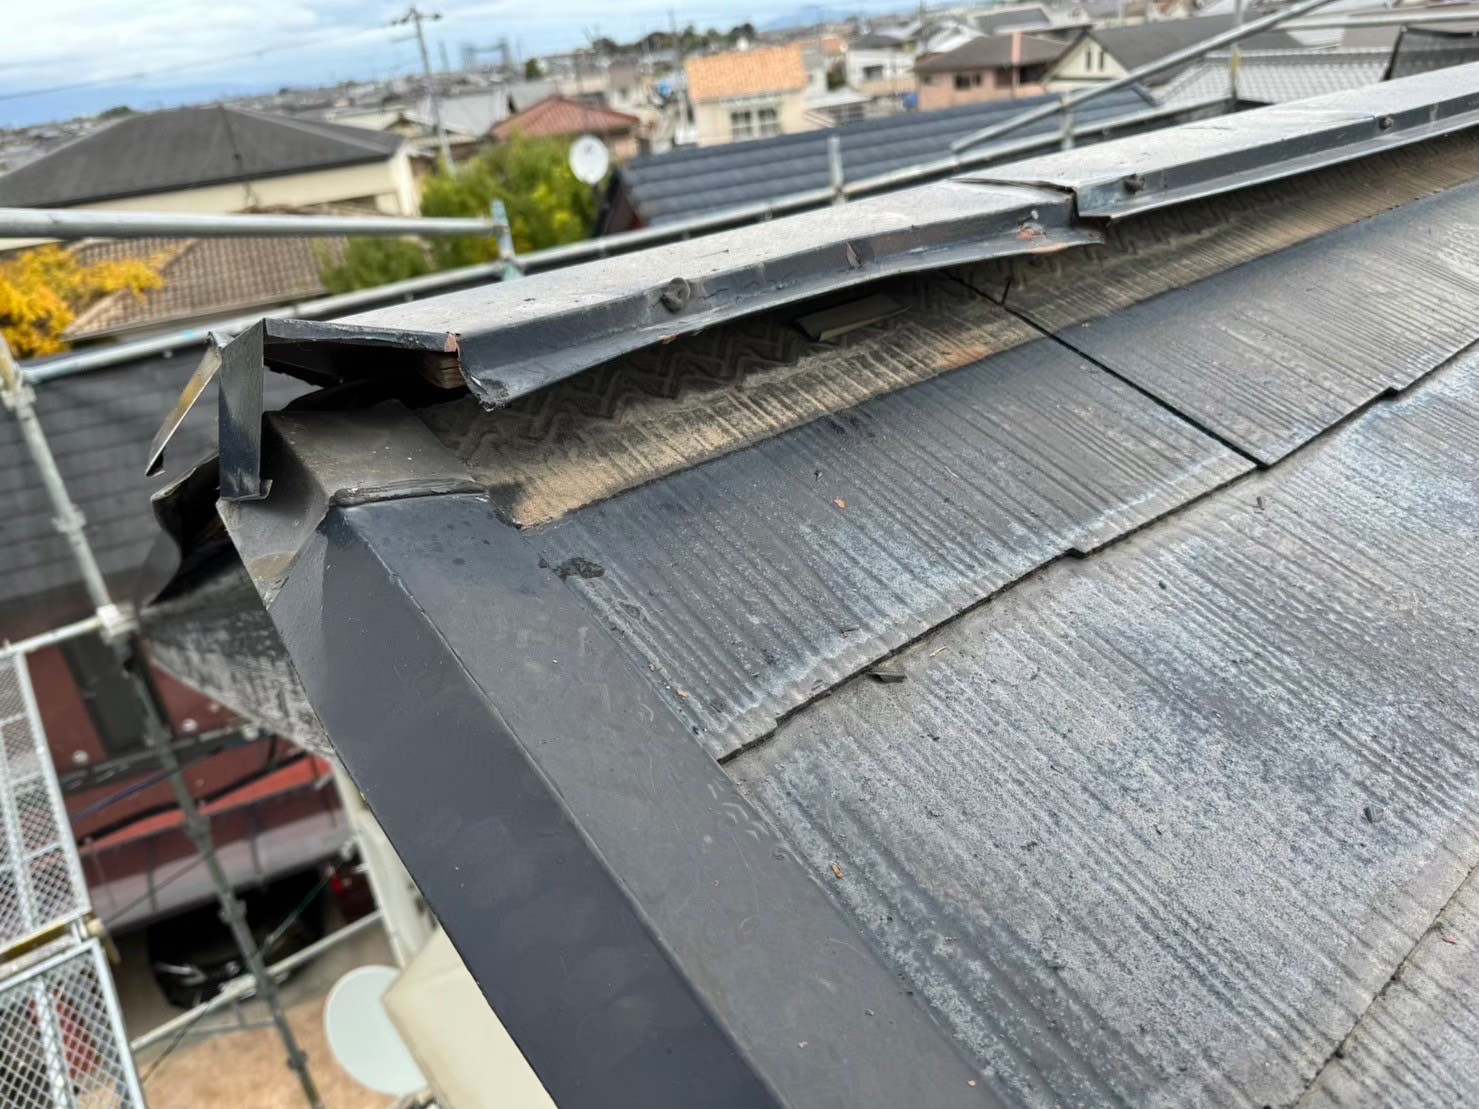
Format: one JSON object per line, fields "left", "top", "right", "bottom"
{"left": 0, "top": 336, "right": 324, "bottom": 1107}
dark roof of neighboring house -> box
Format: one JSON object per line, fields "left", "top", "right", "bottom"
{"left": 1077, "top": 14, "right": 1300, "bottom": 79}
{"left": 134, "top": 66, "right": 1479, "bottom": 1109}
{"left": 851, "top": 30, "right": 912, "bottom": 49}
{"left": 0, "top": 107, "right": 406, "bottom": 208}
{"left": 490, "top": 95, "right": 641, "bottom": 141}
{"left": 915, "top": 33, "right": 1071, "bottom": 73}
{"left": 64, "top": 236, "right": 347, "bottom": 340}
{"left": 972, "top": 5, "right": 1052, "bottom": 33}
{"left": 608, "top": 87, "right": 1157, "bottom": 226}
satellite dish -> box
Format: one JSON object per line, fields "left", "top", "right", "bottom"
{"left": 324, "top": 965, "right": 426, "bottom": 1097}
{"left": 569, "top": 133, "right": 611, "bottom": 185}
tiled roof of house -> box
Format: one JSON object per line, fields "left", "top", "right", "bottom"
{"left": 916, "top": 33, "right": 1070, "bottom": 73}
{"left": 1158, "top": 48, "right": 1393, "bottom": 107}
{"left": 0, "top": 107, "right": 405, "bottom": 208}
{"left": 1072, "top": 15, "right": 1300, "bottom": 83}
{"left": 63, "top": 236, "right": 348, "bottom": 340}
{"left": 490, "top": 96, "right": 640, "bottom": 140}
{"left": 685, "top": 44, "right": 809, "bottom": 102}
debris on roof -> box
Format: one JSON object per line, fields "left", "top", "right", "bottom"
{"left": 0, "top": 107, "right": 406, "bottom": 208}
{"left": 133, "top": 64, "right": 1479, "bottom": 1109}
{"left": 684, "top": 43, "right": 809, "bottom": 102}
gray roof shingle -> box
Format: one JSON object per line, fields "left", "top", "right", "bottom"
{"left": 1078, "top": 14, "right": 1300, "bottom": 80}
{"left": 0, "top": 107, "right": 405, "bottom": 208}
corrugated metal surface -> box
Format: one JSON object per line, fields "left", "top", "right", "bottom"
{"left": 727, "top": 347, "right": 1479, "bottom": 1109}
{"left": 534, "top": 335, "right": 1249, "bottom": 758}
{"left": 1156, "top": 49, "right": 1392, "bottom": 109}
{"left": 419, "top": 275, "right": 1040, "bottom": 526}
{"left": 1057, "top": 178, "right": 1479, "bottom": 463}
{"left": 1302, "top": 868, "right": 1479, "bottom": 1109}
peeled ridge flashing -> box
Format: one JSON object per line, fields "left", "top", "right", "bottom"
{"left": 314, "top": 179, "right": 1092, "bottom": 409}
{"left": 966, "top": 62, "right": 1479, "bottom": 219}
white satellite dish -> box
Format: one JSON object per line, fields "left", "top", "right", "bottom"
{"left": 569, "top": 133, "right": 611, "bottom": 185}
{"left": 324, "top": 965, "right": 426, "bottom": 1097}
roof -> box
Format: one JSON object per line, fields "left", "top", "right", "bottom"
{"left": 1390, "top": 26, "right": 1479, "bottom": 79}
{"left": 426, "top": 82, "right": 560, "bottom": 136}
{"left": 1076, "top": 14, "right": 1301, "bottom": 80}
{"left": 916, "top": 33, "right": 1070, "bottom": 74}
{"left": 851, "top": 30, "right": 913, "bottom": 50}
{"left": 64, "top": 236, "right": 347, "bottom": 340}
{"left": 0, "top": 107, "right": 406, "bottom": 208}
{"left": 609, "top": 87, "right": 1159, "bottom": 226}
{"left": 134, "top": 65, "right": 1479, "bottom": 1108}
{"left": 490, "top": 95, "right": 640, "bottom": 141}
{"left": 1158, "top": 48, "right": 1394, "bottom": 108}
{"left": 972, "top": 5, "right": 1053, "bottom": 34}
{"left": 685, "top": 43, "right": 809, "bottom": 102}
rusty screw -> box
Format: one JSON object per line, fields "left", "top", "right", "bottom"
{"left": 1123, "top": 173, "right": 1145, "bottom": 195}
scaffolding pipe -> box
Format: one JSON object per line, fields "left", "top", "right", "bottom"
{"left": 950, "top": 0, "right": 1350, "bottom": 153}
{"left": 0, "top": 614, "right": 106, "bottom": 659}
{"left": 1, "top": 332, "right": 325, "bottom": 1109}
{"left": 0, "top": 207, "right": 498, "bottom": 241}
{"left": 129, "top": 910, "right": 386, "bottom": 1053}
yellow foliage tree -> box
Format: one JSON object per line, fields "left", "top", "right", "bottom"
{"left": 0, "top": 245, "right": 163, "bottom": 357}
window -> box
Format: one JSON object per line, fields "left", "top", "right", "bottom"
{"left": 863, "top": 64, "right": 884, "bottom": 80}
{"left": 729, "top": 109, "right": 753, "bottom": 140}
{"left": 954, "top": 72, "right": 973, "bottom": 90}
{"left": 757, "top": 107, "right": 780, "bottom": 137}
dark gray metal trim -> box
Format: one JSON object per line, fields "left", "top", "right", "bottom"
{"left": 258, "top": 491, "right": 997, "bottom": 1109}
{"left": 967, "top": 64, "right": 1479, "bottom": 218}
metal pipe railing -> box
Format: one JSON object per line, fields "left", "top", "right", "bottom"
{"left": 0, "top": 207, "right": 499, "bottom": 241}
{"left": 0, "top": 614, "right": 106, "bottom": 659}
{"left": 950, "top": 0, "right": 1350, "bottom": 153}
{"left": 19, "top": 96, "right": 1219, "bottom": 388}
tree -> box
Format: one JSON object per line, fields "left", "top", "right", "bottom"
{"left": 318, "top": 238, "right": 432, "bottom": 295}
{"left": 419, "top": 134, "right": 599, "bottom": 270}
{"left": 524, "top": 57, "right": 543, "bottom": 79}
{"left": 0, "top": 245, "right": 162, "bottom": 357}
{"left": 97, "top": 104, "right": 135, "bottom": 120}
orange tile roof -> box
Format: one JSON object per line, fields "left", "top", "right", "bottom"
{"left": 490, "top": 95, "right": 640, "bottom": 141}
{"left": 686, "top": 43, "right": 809, "bottom": 102}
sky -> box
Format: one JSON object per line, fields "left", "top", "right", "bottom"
{"left": 0, "top": 0, "right": 909, "bottom": 127}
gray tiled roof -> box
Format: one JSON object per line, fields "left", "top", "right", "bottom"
{"left": 0, "top": 107, "right": 405, "bottom": 208}
{"left": 612, "top": 88, "right": 1156, "bottom": 226}
{"left": 1080, "top": 14, "right": 1300, "bottom": 79}
{"left": 1157, "top": 48, "right": 1393, "bottom": 107}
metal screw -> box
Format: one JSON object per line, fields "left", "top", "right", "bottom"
{"left": 1123, "top": 173, "right": 1145, "bottom": 194}
{"left": 659, "top": 277, "right": 690, "bottom": 313}
{"left": 1379, "top": 115, "right": 1394, "bottom": 130}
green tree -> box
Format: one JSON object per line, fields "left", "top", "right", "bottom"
{"left": 524, "top": 57, "right": 542, "bottom": 79}
{"left": 317, "top": 238, "right": 432, "bottom": 295}
{"left": 419, "top": 134, "right": 599, "bottom": 270}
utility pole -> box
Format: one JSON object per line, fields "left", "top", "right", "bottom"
{"left": 396, "top": 6, "right": 454, "bottom": 171}
{"left": 670, "top": 9, "right": 690, "bottom": 143}
{"left": 0, "top": 338, "right": 324, "bottom": 1109}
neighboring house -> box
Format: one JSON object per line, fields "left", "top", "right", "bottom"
{"left": 916, "top": 33, "right": 1072, "bottom": 109}
{"left": 0, "top": 107, "right": 417, "bottom": 217}
{"left": 685, "top": 44, "right": 813, "bottom": 146}
{"left": 329, "top": 105, "right": 484, "bottom": 166}
{"left": 62, "top": 236, "right": 348, "bottom": 342}
{"left": 1048, "top": 15, "right": 1300, "bottom": 90}
{"left": 490, "top": 95, "right": 643, "bottom": 160}
{"left": 598, "top": 86, "right": 1161, "bottom": 233}
{"left": 847, "top": 29, "right": 919, "bottom": 97}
